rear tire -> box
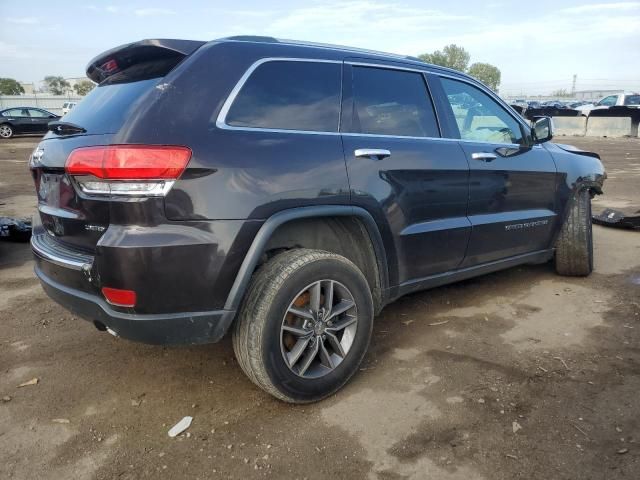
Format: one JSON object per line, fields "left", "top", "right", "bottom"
{"left": 555, "top": 189, "right": 593, "bottom": 276}
{"left": 232, "top": 249, "right": 374, "bottom": 403}
{"left": 0, "top": 124, "right": 13, "bottom": 139}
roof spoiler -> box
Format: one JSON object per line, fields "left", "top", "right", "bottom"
{"left": 86, "top": 39, "right": 206, "bottom": 83}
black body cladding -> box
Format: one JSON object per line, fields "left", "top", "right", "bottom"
{"left": 30, "top": 37, "right": 605, "bottom": 345}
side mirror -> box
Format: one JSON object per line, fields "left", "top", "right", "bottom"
{"left": 532, "top": 116, "right": 553, "bottom": 143}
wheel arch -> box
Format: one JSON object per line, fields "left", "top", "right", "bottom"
{"left": 223, "top": 206, "right": 390, "bottom": 313}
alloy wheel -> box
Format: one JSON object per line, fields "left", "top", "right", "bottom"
{"left": 0, "top": 125, "right": 12, "bottom": 138}
{"left": 280, "top": 279, "right": 357, "bottom": 379}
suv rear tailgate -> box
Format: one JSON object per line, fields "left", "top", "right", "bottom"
{"left": 31, "top": 39, "right": 206, "bottom": 254}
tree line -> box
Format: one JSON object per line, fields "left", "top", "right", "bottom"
{"left": 0, "top": 77, "right": 95, "bottom": 96}
{"left": 418, "top": 44, "right": 501, "bottom": 91}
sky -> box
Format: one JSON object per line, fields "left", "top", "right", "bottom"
{"left": 1, "top": 0, "right": 639, "bottom": 95}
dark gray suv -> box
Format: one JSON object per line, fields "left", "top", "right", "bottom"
{"left": 30, "top": 36, "right": 605, "bottom": 402}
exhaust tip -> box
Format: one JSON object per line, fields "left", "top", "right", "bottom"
{"left": 106, "top": 327, "right": 118, "bottom": 337}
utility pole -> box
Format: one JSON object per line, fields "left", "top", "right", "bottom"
{"left": 571, "top": 74, "right": 577, "bottom": 96}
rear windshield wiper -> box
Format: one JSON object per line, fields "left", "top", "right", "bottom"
{"left": 48, "top": 121, "right": 87, "bottom": 135}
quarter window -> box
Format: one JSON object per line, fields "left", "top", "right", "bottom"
{"left": 440, "top": 78, "right": 524, "bottom": 144}
{"left": 350, "top": 66, "right": 439, "bottom": 137}
{"left": 226, "top": 61, "right": 341, "bottom": 132}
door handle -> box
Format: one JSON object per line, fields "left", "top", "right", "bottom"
{"left": 471, "top": 152, "right": 497, "bottom": 162}
{"left": 354, "top": 148, "right": 391, "bottom": 160}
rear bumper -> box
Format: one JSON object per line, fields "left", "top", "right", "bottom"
{"left": 35, "top": 264, "right": 236, "bottom": 345}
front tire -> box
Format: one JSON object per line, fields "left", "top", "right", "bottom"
{"left": 0, "top": 124, "right": 13, "bottom": 139}
{"left": 232, "top": 249, "right": 374, "bottom": 403}
{"left": 555, "top": 189, "right": 593, "bottom": 276}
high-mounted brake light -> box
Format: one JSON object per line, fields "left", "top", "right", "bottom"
{"left": 65, "top": 145, "right": 191, "bottom": 196}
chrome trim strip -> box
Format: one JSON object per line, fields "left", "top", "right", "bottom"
{"left": 75, "top": 179, "right": 176, "bottom": 197}
{"left": 400, "top": 217, "right": 471, "bottom": 236}
{"left": 346, "top": 60, "right": 428, "bottom": 74}
{"left": 216, "top": 57, "right": 342, "bottom": 134}
{"left": 31, "top": 234, "right": 93, "bottom": 271}
{"left": 468, "top": 209, "right": 556, "bottom": 226}
{"left": 38, "top": 204, "right": 82, "bottom": 219}
{"left": 215, "top": 56, "right": 527, "bottom": 149}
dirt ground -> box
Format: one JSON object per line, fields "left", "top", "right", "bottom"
{"left": 1, "top": 135, "right": 639, "bottom": 480}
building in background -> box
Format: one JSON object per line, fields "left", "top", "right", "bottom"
{"left": 19, "top": 83, "right": 36, "bottom": 94}
{"left": 64, "top": 77, "right": 91, "bottom": 94}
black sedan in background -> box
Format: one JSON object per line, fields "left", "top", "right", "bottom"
{"left": 0, "top": 107, "right": 60, "bottom": 138}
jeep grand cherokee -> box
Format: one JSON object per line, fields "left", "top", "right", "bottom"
{"left": 30, "top": 36, "right": 605, "bottom": 402}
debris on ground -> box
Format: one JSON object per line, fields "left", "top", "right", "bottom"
{"left": 17, "top": 378, "right": 39, "bottom": 387}
{"left": 428, "top": 320, "right": 450, "bottom": 326}
{"left": 593, "top": 208, "right": 640, "bottom": 230}
{"left": 0, "top": 217, "right": 32, "bottom": 242}
{"left": 52, "top": 418, "right": 70, "bottom": 424}
{"left": 1, "top": 395, "right": 11, "bottom": 402}
{"left": 553, "top": 357, "right": 571, "bottom": 370}
{"left": 617, "top": 448, "right": 629, "bottom": 455}
{"left": 512, "top": 421, "right": 522, "bottom": 433}
{"left": 168, "top": 416, "right": 193, "bottom": 438}
{"left": 570, "top": 422, "right": 589, "bottom": 439}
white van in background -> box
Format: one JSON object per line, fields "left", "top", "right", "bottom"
{"left": 61, "top": 102, "right": 77, "bottom": 115}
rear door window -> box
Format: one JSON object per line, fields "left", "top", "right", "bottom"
{"left": 28, "top": 109, "right": 48, "bottom": 117}
{"left": 225, "top": 60, "right": 341, "bottom": 132}
{"left": 4, "top": 108, "right": 28, "bottom": 117}
{"left": 348, "top": 66, "right": 439, "bottom": 137}
{"left": 439, "top": 77, "right": 524, "bottom": 145}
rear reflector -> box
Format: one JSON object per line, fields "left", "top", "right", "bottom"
{"left": 66, "top": 145, "right": 191, "bottom": 180}
{"left": 102, "top": 287, "right": 137, "bottom": 307}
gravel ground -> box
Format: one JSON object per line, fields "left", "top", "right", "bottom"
{"left": 1, "top": 136, "right": 639, "bottom": 480}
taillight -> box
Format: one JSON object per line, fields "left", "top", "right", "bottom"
{"left": 65, "top": 145, "right": 191, "bottom": 196}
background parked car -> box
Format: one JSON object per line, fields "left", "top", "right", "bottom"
{"left": 62, "top": 102, "right": 77, "bottom": 115}
{"left": 0, "top": 107, "right": 60, "bottom": 138}
{"left": 577, "top": 92, "right": 640, "bottom": 115}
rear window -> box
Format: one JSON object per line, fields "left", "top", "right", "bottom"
{"left": 225, "top": 60, "right": 341, "bottom": 132}
{"left": 61, "top": 77, "right": 159, "bottom": 134}
{"left": 60, "top": 59, "right": 180, "bottom": 134}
